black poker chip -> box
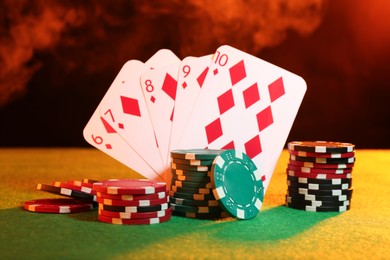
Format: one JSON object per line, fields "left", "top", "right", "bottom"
{"left": 287, "top": 175, "right": 352, "bottom": 185}
{"left": 286, "top": 191, "right": 352, "bottom": 202}
{"left": 287, "top": 180, "right": 352, "bottom": 190}
{"left": 290, "top": 155, "right": 355, "bottom": 164}
{"left": 287, "top": 141, "right": 355, "bottom": 153}
{"left": 286, "top": 195, "right": 350, "bottom": 207}
{"left": 287, "top": 187, "right": 353, "bottom": 196}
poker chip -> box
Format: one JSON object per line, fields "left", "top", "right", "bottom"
{"left": 211, "top": 150, "right": 264, "bottom": 219}
{"left": 171, "top": 203, "right": 223, "bottom": 214}
{"left": 286, "top": 191, "right": 352, "bottom": 202}
{"left": 288, "top": 159, "right": 354, "bottom": 169}
{"left": 171, "top": 185, "right": 212, "bottom": 195}
{"left": 92, "top": 179, "right": 167, "bottom": 195}
{"left": 169, "top": 197, "right": 219, "bottom": 207}
{"left": 286, "top": 196, "right": 350, "bottom": 207}
{"left": 96, "top": 190, "right": 168, "bottom": 201}
{"left": 99, "top": 203, "right": 170, "bottom": 213}
{"left": 286, "top": 141, "right": 355, "bottom": 212}
{"left": 287, "top": 187, "right": 353, "bottom": 196}
{"left": 171, "top": 173, "right": 211, "bottom": 183}
{"left": 53, "top": 181, "right": 96, "bottom": 195}
{"left": 172, "top": 168, "right": 212, "bottom": 177}
{"left": 170, "top": 149, "right": 224, "bottom": 160}
{"left": 24, "top": 198, "right": 94, "bottom": 214}
{"left": 286, "top": 202, "right": 350, "bottom": 212}
{"left": 93, "top": 179, "right": 171, "bottom": 225}
{"left": 96, "top": 196, "right": 168, "bottom": 207}
{"left": 290, "top": 155, "right": 355, "bottom": 164}
{"left": 287, "top": 164, "right": 353, "bottom": 174}
{"left": 169, "top": 149, "right": 264, "bottom": 220}
{"left": 287, "top": 170, "right": 352, "bottom": 179}
{"left": 171, "top": 158, "right": 214, "bottom": 166}
{"left": 98, "top": 208, "right": 171, "bottom": 219}
{"left": 98, "top": 213, "right": 171, "bottom": 225}
{"left": 173, "top": 180, "right": 213, "bottom": 189}
{"left": 169, "top": 190, "right": 216, "bottom": 201}
{"left": 287, "top": 180, "right": 352, "bottom": 190}
{"left": 172, "top": 210, "right": 229, "bottom": 219}
{"left": 287, "top": 141, "right": 355, "bottom": 153}
{"left": 169, "top": 149, "right": 220, "bottom": 219}
{"left": 171, "top": 162, "right": 210, "bottom": 172}
{"left": 287, "top": 175, "right": 352, "bottom": 185}
{"left": 36, "top": 183, "right": 96, "bottom": 203}
{"left": 288, "top": 150, "right": 355, "bottom": 158}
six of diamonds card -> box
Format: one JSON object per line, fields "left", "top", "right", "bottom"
{"left": 83, "top": 45, "right": 307, "bottom": 193}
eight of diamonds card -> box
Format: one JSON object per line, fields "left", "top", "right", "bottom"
{"left": 178, "top": 45, "right": 307, "bottom": 192}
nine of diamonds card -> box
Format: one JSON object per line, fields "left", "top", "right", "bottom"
{"left": 83, "top": 45, "right": 307, "bottom": 193}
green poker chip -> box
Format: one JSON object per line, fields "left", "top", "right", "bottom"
{"left": 171, "top": 149, "right": 224, "bottom": 160}
{"left": 211, "top": 150, "right": 264, "bottom": 219}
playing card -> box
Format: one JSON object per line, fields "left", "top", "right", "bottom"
{"left": 140, "top": 60, "right": 181, "bottom": 170}
{"left": 83, "top": 64, "right": 159, "bottom": 180}
{"left": 83, "top": 108, "right": 159, "bottom": 179}
{"left": 98, "top": 60, "right": 168, "bottom": 180}
{"left": 179, "top": 45, "right": 307, "bottom": 192}
{"left": 170, "top": 55, "right": 212, "bottom": 150}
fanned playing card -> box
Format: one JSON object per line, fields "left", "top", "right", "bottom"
{"left": 170, "top": 55, "right": 212, "bottom": 150}
{"left": 178, "top": 45, "right": 307, "bottom": 192}
{"left": 140, "top": 60, "right": 181, "bottom": 171}
{"left": 85, "top": 50, "right": 179, "bottom": 181}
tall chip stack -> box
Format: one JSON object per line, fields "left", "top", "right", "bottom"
{"left": 169, "top": 149, "right": 227, "bottom": 219}
{"left": 170, "top": 149, "right": 265, "bottom": 220}
{"left": 93, "top": 179, "right": 171, "bottom": 225}
{"left": 286, "top": 141, "right": 355, "bottom": 212}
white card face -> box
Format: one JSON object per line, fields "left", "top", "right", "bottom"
{"left": 170, "top": 55, "right": 212, "bottom": 150}
{"left": 98, "top": 60, "right": 166, "bottom": 180}
{"left": 83, "top": 91, "right": 159, "bottom": 180}
{"left": 145, "top": 49, "right": 180, "bottom": 68}
{"left": 140, "top": 61, "right": 181, "bottom": 170}
{"left": 179, "top": 45, "right": 307, "bottom": 192}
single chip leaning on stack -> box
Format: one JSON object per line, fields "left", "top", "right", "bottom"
{"left": 24, "top": 198, "right": 94, "bottom": 214}
{"left": 211, "top": 150, "right": 265, "bottom": 220}
{"left": 169, "top": 149, "right": 228, "bottom": 219}
{"left": 93, "top": 179, "right": 171, "bottom": 225}
{"left": 286, "top": 141, "right": 355, "bottom": 212}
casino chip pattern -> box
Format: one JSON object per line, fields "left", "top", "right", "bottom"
{"left": 170, "top": 149, "right": 265, "bottom": 220}
{"left": 286, "top": 141, "right": 355, "bottom": 212}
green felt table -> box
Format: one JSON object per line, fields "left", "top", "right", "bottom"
{"left": 1, "top": 148, "right": 389, "bottom": 259}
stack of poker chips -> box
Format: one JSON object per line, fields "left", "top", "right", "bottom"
{"left": 169, "top": 149, "right": 228, "bottom": 219}
{"left": 25, "top": 178, "right": 99, "bottom": 214}
{"left": 93, "top": 179, "right": 171, "bottom": 225}
{"left": 286, "top": 141, "right": 355, "bottom": 212}
{"left": 169, "top": 149, "right": 265, "bottom": 220}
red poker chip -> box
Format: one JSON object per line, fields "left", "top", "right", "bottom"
{"left": 287, "top": 164, "right": 353, "bottom": 174}
{"left": 98, "top": 207, "right": 172, "bottom": 219}
{"left": 96, "top": 190, "right": 168, "bottom": 201}
{"left": 24, "top": 198, "right": 94, "bottom": 214}
{"left": 53, "top": 181, "right": 96, "bottom": 195}
{"left": 288, "top": 150, "right": 355, "bottom": 159}
{"left": 96, "top": 196, "right": 168, "bottom": 207}
{"left": 287, "top": 169, "right": 352, "bottom": 180}
{"left": 98, "top": 212, "right": 171, "bottom": 225}
{"left": 92, "top": 179, "right": 167, "bottom": 195}
{"left": 288, "top": 159, "right": 355, "bottom": 169}
{"left": 67, "top": 180, "right": 94, "bottom": 189}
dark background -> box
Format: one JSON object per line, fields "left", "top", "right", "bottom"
{"left": 1, "top": 0, "right": 389, "bottom": 148}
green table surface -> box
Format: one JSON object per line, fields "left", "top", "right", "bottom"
{"left": 1, "top": 148, "right": 389, "bottom": 259}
